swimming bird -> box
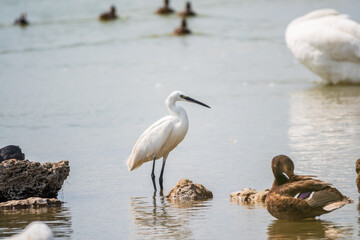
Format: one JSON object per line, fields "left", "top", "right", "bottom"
{"left": 0, "top": 145, "right": 25, "bottom": 163}
{"left": 178, "top": 2, "right": 196, "bottom": 17}
{"left": 173, "top": 18, "right": 191, "bottom": 36}
{"left": 265, "top": 155, "right": 352, "bottom": 220}
{"left": 8, "top": 221, "right": 53, "bottom": 240}
{"left": 14, "top": 13, "right": 29, "bottom": 27}
{"left": 127, "top": 91, "right": 210, "bottom": 192}
{"left": 99, "top": 5, "right": 118, "bottom": 21}
{"left": 156, "top": 0, "right": 174, "bottom": 15}
{"left": 285, "top": 9, "right": 360, "bottom": 84}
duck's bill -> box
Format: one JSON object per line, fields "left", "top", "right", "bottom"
{"left": 184, "top": 96, "right": 211, "bottom": 108}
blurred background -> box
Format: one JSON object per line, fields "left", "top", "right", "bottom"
{"left": 1, "top": 0, "right": 360, "bottom": 239}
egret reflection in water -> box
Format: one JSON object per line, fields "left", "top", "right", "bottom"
{"left": 267, "top": 219, "right": 353, "bottom": 239}
{"left": 0, "top": 206, "right": 72, "bottom": 239}
{"left": 129, "top": 195, "right": 211, "bottom": 239}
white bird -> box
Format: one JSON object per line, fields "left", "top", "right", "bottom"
{"left": 8, "top": 221, "right": 53, "bottom": 240}
{"left": 286, "top": 9, "right": 360, "bottom": 84}
{"left": 127, "top": 91, "right": 210, "bottom": 192}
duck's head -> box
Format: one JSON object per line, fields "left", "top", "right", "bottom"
{"left": 186, "top": 2, "right": 192, "bottom": 10}
{"left": 271, "top": 155, "right": 295, "bottom": 185}
{"left": 181, "top": 18, "right": 187, "bottom": 28}
{"left": 110, "top": 5, "right": 116, "bottom": 14}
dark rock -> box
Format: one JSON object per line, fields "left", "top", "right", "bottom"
{"left": 0, "top": 159, "right": 69, "bottom": 202}
{"left": 166, "top": 179, "right": 213, "bottom": 200}
{"left": 0, "top": 145, "right": 25, "bottom": 163}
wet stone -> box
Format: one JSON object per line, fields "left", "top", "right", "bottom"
{"left": 0, "top": 159, "right": 70, "bottom": 202}
{"left": 166, "top": 179, "right": 213, "bottom": 200}
{"left": 230, "top": 188, "right": 269, "bottom": 203}
{"left": 0, "top": 197, "right": 62, "bottom": 210}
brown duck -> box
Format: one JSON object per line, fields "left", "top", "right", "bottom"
{"left": 173, "top": 18, "right": 191, "bottom": 36}
{"left": 156, "top": 0, "right": 174, "bottom": 15}
{"left": 356, "top": 159, "right": 360, "bottom": 192}
{"left": 99, "top": 5, "right": 118, "bottom": 21}
{"left": 265, "top": 155, "right": 352, "bottom": 220}
{"left": 178, "top": 2, "right": 196, "bottom": 17}
{"left": 14, "top": 13, "right": 29, "bottom": 27}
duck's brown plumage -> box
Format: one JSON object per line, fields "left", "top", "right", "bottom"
{"left": 156, "top": 0, "right": 174, "bottom": 15}
{"left": 356, "top": 159, "right": 360, "bottom": 193}
{"left": 265, "top": 155, "right": 352, "bottom": 220}
{"left": 173, "top": 18, "right": 191, "bottom": 36}
{"left": 99, "top": 6, "right": 118, "bottom": 21}
{"left": 178, "top": 2, "right": 196, "bottom": 17}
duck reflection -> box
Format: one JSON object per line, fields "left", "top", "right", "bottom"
{"left": 288, "top": 86, "right": 360, "bottom": 170}
{"left": 267, "top": 219, "right": 353, "bottom": 239}
{"left": 130, "top": 195, "right": 211, "bottom": 239}
{"left": 0, "top": 206, "right": 72, "bottom": 239}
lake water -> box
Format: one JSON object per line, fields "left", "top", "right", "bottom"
{"left": 1, "top": 0, "right": 360, "bottom": 239}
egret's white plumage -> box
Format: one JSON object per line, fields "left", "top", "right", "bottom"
{"left": 286, "top": 9, "right": 360, "bottom": 84}
{"left": 8, "top": 221, "right": 53, "bottom": 240}
{"left": 127, "top": 91, "right": 210, "bottom": 191}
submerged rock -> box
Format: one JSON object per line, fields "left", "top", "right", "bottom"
{"left": 166, "top": 179, "right": 213, "bottom": 200}
{"left": 356, "top": 159, "right": 360, "bottom": 193}
{"left": 230, "top": 188, "right": 269, "bottom": 203}
{"left": 0, "top": 159, "right": 69, "bottom": 202}
{"left": 0, "top": 197, "right": 62, "bottom": 210}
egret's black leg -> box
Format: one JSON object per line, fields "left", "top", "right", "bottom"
{"left": 151, "top": 156, "right": 157, "bottom": 192}
{"left": 159, "top": 155, "right": 168, "bottom": 191}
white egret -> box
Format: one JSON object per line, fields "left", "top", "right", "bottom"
{"left": 8, "top": 221, "right": 53, "bottom": 240}
{"left": 286, "top": 9, "right": 360, "bottom": 84}
{"left": 127, "top": 91, "right": 210, "bottom": 192}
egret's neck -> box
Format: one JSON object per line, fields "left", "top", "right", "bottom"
{"left": 166, "top": 98, "right": 188, "bottom": 122}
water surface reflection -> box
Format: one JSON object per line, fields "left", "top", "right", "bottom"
{"left": 0, "top": 206, "right": 72, "bottom": 239}
{"left": 267, "top": 219, "right": 353, "bottom": 240}
{"left": 288, "top": 86, "right": 360, "bottom": 175}
{"left": 130, "top": 195, "right": 212, "bottom": 239}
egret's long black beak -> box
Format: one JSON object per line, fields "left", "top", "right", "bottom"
{"left": 184, "top": 96, "right": 211, "bottom": 108}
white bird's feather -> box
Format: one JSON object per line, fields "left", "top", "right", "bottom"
{"left": 286, "top": 9, "right": 360, "bottom": 84}
{"left": 8, "top": 221, "right": 53, "bottom": 240}
{"left": 127, "top": 91, "right": 202, "bottom": 172}
{"left": 127, "top": 115, "right": 176, "bottom": 171}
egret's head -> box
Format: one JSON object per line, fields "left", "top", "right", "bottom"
{"left": 167, "top": 91, "right": 210, "bottom": 108}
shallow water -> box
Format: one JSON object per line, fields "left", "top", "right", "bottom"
{"left": 1, "top": 0, "right": 360, "bottom": 239}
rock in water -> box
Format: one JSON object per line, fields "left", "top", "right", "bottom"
{"left": 0, "top": 159, "right": 69, "bottom": 202}
{"left": 0, "top": 197, "right": 62, "bottom": 209}
{"left": 166, "top": 179, "right": 213, "bottom": 200}
{"left": 230, "top": 188, "right": 269, "bottom": 203}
